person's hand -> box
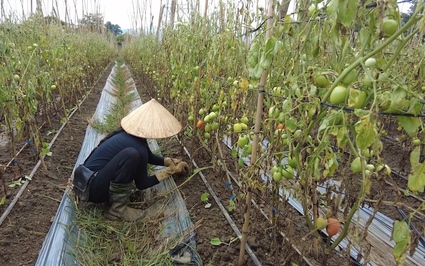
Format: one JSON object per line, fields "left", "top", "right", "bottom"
{"left": 164, "top": 157, "right": 182, "bottom": 167}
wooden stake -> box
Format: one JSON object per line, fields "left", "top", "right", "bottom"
{"left": 156, "top": 1, "right": 164, "bottom": 42}
{"left": 204, "top": 0, "right": 208, "bottom": 19}
{"left": 238, "top": 1, "right": 274, "bottom": 265}
{"left": 170, "top": 0, "right": 177, "bottom": 28}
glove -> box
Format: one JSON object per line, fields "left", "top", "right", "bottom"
{"left": 170, "top": 161, "right": 190, "bottom": 177}
{"left": 164, "top": 157, "right": 182, "bottom": 167}
{"left": 155, "top": 161, "right": 190, "bottom": 182}
{"left": 155, "top": 167, "right": 174, "bottom": 182}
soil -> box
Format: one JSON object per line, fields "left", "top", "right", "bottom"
{"left": 0, "top": 61, "right": 423, "bottom": 266}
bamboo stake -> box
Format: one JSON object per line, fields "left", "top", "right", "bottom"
{"left": 203, "top": 0, "right": 208, "bottom": 19}
{"left": 170, "top": 0, "right": 177, "bottom": 27}
{"left": 156, "top": 1, "right": 164, "bottom": 42}
{"left": 238, "top": 1, "right": 274, "bottom": 265}
{"left": 219, "top": 0, "right": 225, "bottom": 33}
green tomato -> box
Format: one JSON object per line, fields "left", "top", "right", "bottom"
{"left": 341, "top": 70, "right": 356, "bottom": 85}
{"left": 204, "top": 132, "right": 211, "bottom": 139}
{"left": 315, "top": 216, "right": 327, "bottom": 230}
{"left": 350, "top": 157, "right": 363, "bottom": 173}
{"left": 233, "top": 123, "right": 242, "bottom": 133}
{"left": 413, "top": 138, "right": 421, "bottom": 146}
{"left": 281, "top": 165, "right": 294, "bottom": 179}
{"left": 365, "top": 164, "right": 375, "bottom": 171}
{"left": 314, "top": 75, "right": 330, "bottom": 88}
{"left": 211, "top": 122, "right": 219, "bottom": 130}
{"left": 382, "top": 19, "right": 398, "bottom": 37}
{"left": 212, "top": 104, "right": 220, "bottom": 112}
{"left": 363, "top": 74, "right": 373, "bottom": 87}
{"left": 188, "top": 115, "right": 194, "bottom": 122}
{"left": 308, "top": 5, "right": 317, "bottom": 17}
{"left": 209, "top": 112, "right": 217, "bottom": 120}
{"left": 240, "top": 116, "right": 249, "bottom": 124}
{"left": 273, "top": 171, "right": 283, "bottom": 182}
{"left": 245, "top": 143, "right": 252, "bottom": 154}
{"left": 330, "top": 86, "right": 348, "bottom": 105}
{"left": 199, "top": 108, "right": 205, "bottom": 115}
{"left": 237, "top": 135, "right": 249, "bottom": 148}
{"left": 365, "top": 57, "right": 376, "bottom": 68}
{"left": 294, "top": 129, "right": 302, "bottom": 138}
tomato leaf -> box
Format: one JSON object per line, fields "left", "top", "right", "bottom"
{"left": 319, "top": 110, "right": 343, "bottom": 132}
{"left": 285, "top": 118, "right": 297, "bottom": 132}
{"left": 392, "top": 220, "right": 410, "bottom": 242}
{"left": 392, "top": 220, "right": 410, "bottom": 265}
{"left": 336, "top": 126, "right": 348, "bottom": 148}
{"left": 354, "top": 114, "right": 377, "bottom": 150}
{"left": 397, "top": 116, "right": 421, "bottom": 138}
{"left": 328, "top": 0, "right": 359, "bottom": 27}
{"left": 340, "top": 0, "right": 359, "bottom": 27}
{"left": 265, "top": 37, "right": 276, "bottom": 57}
{"left": 408, "top": 147, "right": 425, "bottom": 193}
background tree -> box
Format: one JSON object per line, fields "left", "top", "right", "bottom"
{"left": 105, "top": 21, "right": 123, "bottom": 36}
{"left": 79, "top": 13, "right": 104, "bottom": 33}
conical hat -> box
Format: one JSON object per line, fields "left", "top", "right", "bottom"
{"left": 121, "top": 99, "right": 182, "bottom": 138}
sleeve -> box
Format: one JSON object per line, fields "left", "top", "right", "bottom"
{"left": 134, "top": 145, "right": 160, "bottom": 190}
{"left": 147, "top": 145, "right": 165, "bottom": 166}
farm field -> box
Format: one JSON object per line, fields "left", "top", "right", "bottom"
{"left": 1, "top": 0, "right": 425, "bottom": 265}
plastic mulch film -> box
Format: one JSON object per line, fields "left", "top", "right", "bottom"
{"left": 36, "top": 63, "right": 201, "bottom": 265}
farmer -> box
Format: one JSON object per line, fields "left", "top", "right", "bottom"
{"left": 75, "top": 99, "right": 189, "bottom": 221}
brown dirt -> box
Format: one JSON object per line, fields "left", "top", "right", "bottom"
{"left": 0, "top": 61, "right": 423, "bottom": 266}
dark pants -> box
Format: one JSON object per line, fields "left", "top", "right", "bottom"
{"left": 88, "top": 147, "right": 159, "bottom": 203}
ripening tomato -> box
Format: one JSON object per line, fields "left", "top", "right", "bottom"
{"left": 196, "top": 120, "right": 204, "bottom": 128}
{"left": 326, "top": 218, "right": 340, "bottom": 236}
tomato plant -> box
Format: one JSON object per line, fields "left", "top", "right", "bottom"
{"left": 123, "top": 0, "right": 425, "bottom": 264}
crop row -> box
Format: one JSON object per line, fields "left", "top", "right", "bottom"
{"left": 0, "top": 16, "right": 116, "bottom": 159}
{"left": 123, "top": 1, "right": 425, "bottom": 264}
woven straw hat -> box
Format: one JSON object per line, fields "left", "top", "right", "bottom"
{"left": 121, "top": 99, "right": 182, "bottom": 139}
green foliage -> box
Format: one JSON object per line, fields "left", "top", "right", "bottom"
{"left": 105, "top": 21, "right": 122, "bottom": 36}
{"left": 392, "top": 220, "right": 411, "bottom": 265}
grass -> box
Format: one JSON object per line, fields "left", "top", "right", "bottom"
{"left": 70, "top": 202, "right": 176, "bottom": 265}
{"left": 90, "top": 61, "right": 137, "bottom": 134}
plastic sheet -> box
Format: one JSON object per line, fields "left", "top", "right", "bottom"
{"left": 36, "top": 63, "right": 201, "bottom": 265}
